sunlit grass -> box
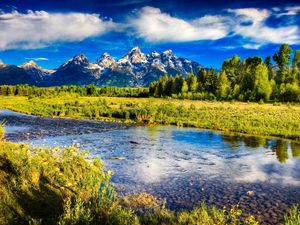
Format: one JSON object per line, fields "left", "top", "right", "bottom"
{"left": 0, "top": 138, "right": 261, "bottom": 225}
{"left": 1, "top": 96, "right": 300, "bottom": 140}
{"left": 0, "top": 120, "right": 299, "bottom": 224}
{"left": 284, "top": 205, "right": 300, "bottom": 225}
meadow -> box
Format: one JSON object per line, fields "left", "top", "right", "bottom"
{"left": 1, "top": 95, "right": 300, "bottom": 140}
{"left": 1, "top": 90, "right": 300, "bottom": 224}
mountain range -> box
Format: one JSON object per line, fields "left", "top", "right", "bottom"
{"left": 0, "top": 47, "right": 202, "bottom": 87}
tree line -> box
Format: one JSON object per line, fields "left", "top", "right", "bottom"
{"left": 0, "top": 85, "right": 149, "bottom": 98}
{"left": 150, "top": 44, "right": 300, "bottom": 102}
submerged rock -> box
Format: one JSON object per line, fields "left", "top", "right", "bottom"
{"left": 110, "top": 156, "right": 126, "bottom": 160}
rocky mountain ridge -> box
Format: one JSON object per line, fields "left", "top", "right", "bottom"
{"left": 0, "top": 47, "right": 202, "bottom": 87}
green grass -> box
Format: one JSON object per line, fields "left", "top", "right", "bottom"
{"left": 0, "top": 138, "right": 261, "bottom": 225}
{"left": 284, "top": 205, "right": 300, "bottom": 225}
{"left": 1, "top": 95, "right": 300, "bottom": 140}
{"left": 1, "top": 125, "right": 300, "bottom": 224}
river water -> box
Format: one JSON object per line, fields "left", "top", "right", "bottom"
{"left": 1, "top": 109, "right": 300, "bottom": 224}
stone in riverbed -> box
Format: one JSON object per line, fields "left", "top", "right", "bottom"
{"left": 247, "top": 191, "right": 254, "bottom": 196}
{"left": 110, "top": 156, "right": 126, "bottom": 160}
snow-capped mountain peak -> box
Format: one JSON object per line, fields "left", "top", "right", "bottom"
{"left": 63, "top": 54, "right": 89, "bottom": 68}
{"left": 0, "top": 60, "right": 5, "bottom": 67}
{"left": 119, "top": 46, "right": 147, "bottom": 64}
{"left": 163, "top": 49, "right": 173, "bottom": 55}
{"left": 0, "top": 47, "right": 202, "bottom": 87}
{"left": 148, "top": 51, "right": 160, "bottom": 58}
{"left": 97, "top": 52, "right": 115, "bottom": 69}
{"left": 21, "top": 60, "right": 40, "bottom": 69}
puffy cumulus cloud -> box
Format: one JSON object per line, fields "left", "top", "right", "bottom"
{"left": 129, "top": 6, "right": 230, "bottom": 42}
{"left": 0, "top": 10, "right": 116, "bottom": 50}
{"left": 130, "top": 6, "right": 300, "bottom": 48}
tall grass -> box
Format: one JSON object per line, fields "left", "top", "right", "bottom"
{"left": 0, "top": 139, "right": 262, "bottom": 225}
{"left": 0, "top": 124, "right": 299, "bottom": 224}
{"left": 1, "top": 96, "right": 300, "bottom": 140}
{"left": 284, "top": 205, "right": 300, "bottom": 225}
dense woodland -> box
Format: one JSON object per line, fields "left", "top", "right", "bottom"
{"left": 150, "top": 44, "right": 300, "bottom": 102}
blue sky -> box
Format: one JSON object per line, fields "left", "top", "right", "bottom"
{"left": 0, "top": 0, "right": 299, "bottom": 69}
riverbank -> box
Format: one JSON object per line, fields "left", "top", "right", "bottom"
{"left": 1, "top": 95, "right": 300, "bottom": 140}
{"left": 0, "top": 138, "right": 265, "bottom": 225}
{"left": 2, "top": 108, "right": 300, "bottom": 224}
{"left": 2, "top": 137, "right": 300, "bottom": 225}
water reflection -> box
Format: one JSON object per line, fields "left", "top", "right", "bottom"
{"left": 291, "top": 142, "right": 300, "bottom": 158}
{"left": 222, "top": 134, "right": 300, "bottom": 163}
{"left": 1, "top": 109, "right": 300, "bottom": 223}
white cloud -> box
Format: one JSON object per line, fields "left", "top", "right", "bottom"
{"left": 242, "top": 43, "right": 263, "bottom": 49}
{"left": 1, "top": 6, "right": 299, "bottom": 50}
{"left": 0, "top": 10, "right": 116, "bottom": 50}
{"left": 130, "top": 6, "right": 300, "bottom": 48}
{"left": 228, "top": 8, "right": 270, "bottom": 24}
{"left": 130, "top": 6, "right": 230, "bottom": 42}
{"left": 276, "top": 6, "right": 300, "bottom": 16}
{"left": 229, "top": 8, "right": 300, "bottom": 45}
{"left": 25, "top": 57, "right": 49, "bottom": 61}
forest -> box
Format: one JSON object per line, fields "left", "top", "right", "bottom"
{"left": 150, "top": 44, "right": 300, "bottom": 102}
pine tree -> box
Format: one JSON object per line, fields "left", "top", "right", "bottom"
{"left": 172, "top": 75, "right": 183, "bottom": 95}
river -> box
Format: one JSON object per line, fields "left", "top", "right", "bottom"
{"left": 1, "top": 108, "right": 300, "bottom": 224}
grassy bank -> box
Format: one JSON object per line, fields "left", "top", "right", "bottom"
{"left": 1, "top": 121, "right": 300, "bottom": 224}
{"left": 1, "top": 133, "right": 300, "bottom": 224}
{"left": 1, "top": 95, "right": 300, "bottom": 140}
{"left": 0, "top": 135, "right": 262, "bottom": 225}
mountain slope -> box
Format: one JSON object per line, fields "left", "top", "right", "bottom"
{"left": 0, "top": 61, "right": 34, "bottom": 85}
{"left": 48, "top": 55, "right": 101, "bottom": 86}
{"left": 20, "top": 61, "right": 55, "bottom": 84}
{"left": 98, "top": 47, "right": 202, "bottom": 87}
{"left": 0, "top": 47, "right": 202, "bottom": 87}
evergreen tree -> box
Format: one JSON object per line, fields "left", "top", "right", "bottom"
{"left": 196, "top": 69, "right": 207, "bottom": 92}
{"left": 204, "top": 68, "right": 217, "bottom": 93}
{"left": 165, "top": 76, "right": 174, "bottom": 96}
{"left": 172, "top": 75, "right": 183, "bottom": 95}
